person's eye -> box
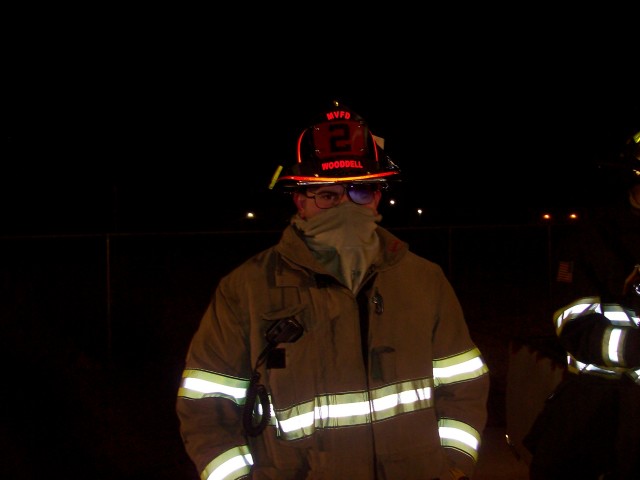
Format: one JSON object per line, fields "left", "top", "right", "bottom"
{"left": 317, "top": 192, "right": 339, "bottom": 201}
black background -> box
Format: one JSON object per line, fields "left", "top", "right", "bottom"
{"left": 2, "top": 10, "right": 638, "bottom": 480}
{"left": 4, "top": 15, "right": 639, "bottom": 235}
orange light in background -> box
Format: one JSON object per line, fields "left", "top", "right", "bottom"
{"left": 542, "top": 213, "right": 552, "bottom": 220}
{"left": 568, "top": 213, "right": 578, "bottom": 220}
{"left": 246, "top": 212, "right": 255, "bottom": 219}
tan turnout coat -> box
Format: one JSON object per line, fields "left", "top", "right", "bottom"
{"left": 177, "top": 225, "right": 490, "bottom": 480}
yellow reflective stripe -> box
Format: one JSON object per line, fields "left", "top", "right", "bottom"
{"left": 554, "top": 297, "right": 600, "bottom": 332}
{"left": 438, "top": 418, "right": 481, "bottom": 461}
{"left": 433, "top": 348, "right": 489, "bottom": 386}
{"left": 554, "top": 298, "right": 639, "bottom": 369}
{"left": 567, "top": 355, "right": 640, "bottom": 384}
{"left": 568, "top": 356, "right": 625, "bottom": 378}
{"left": 201, "top": 445, "right": 253, "bottom": 480}
{"left": 628, "top": 368, "right": 640, "bottom": 384}
{"left": 273, "top": 379, "right": 434, "bottom": 440}
{"left": 371, "top": 383, "right": 432, "bottom": 421}
{"left": 602, "top": 304, "right": 639, "bottom": 327}
{"left": 555, "top": 297, "right": 637, "bottom": 333}
{"left": 178, "top": 369, "right": 249, "bottom": 404}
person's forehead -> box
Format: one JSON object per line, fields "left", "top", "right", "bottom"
{"left": 306, "top": 184, "right": 345, "bottom": 192}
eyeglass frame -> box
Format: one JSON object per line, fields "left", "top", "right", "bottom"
{"left": 301, "top": 183, "right": 384, "bottom": 209}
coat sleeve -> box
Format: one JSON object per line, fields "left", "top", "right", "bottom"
{"left": 554, "top": 295, "right": 640, "bottom": 369}
{"left": 551, "top": 219, "right": 640, "bottom": 370}
{"left": 176, "top": 273, "right": 254, "bottom": 480}
{"left": 431, "top": 272, "right": 491, "bottom": 477}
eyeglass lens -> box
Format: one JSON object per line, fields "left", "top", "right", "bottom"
{"left": 306, "top": 185, "right": 376, "bottom": 209}
{"left": 346, "top": 185, "right": 376, "bottom": 205}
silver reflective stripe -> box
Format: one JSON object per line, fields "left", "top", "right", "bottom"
{"left": 555, "top": 297, "right": 637, "bottom": 333}
{"left": 438, "top": 418, "right": 481, "bottom": 461}
{"left": 178, "top": 369, "right": 250, "bottom": 404}
{"left": 433, "top": 347, "right": 488, "bottom": 386}
{"left": 568, "top": 357, "right": 625, "bottom": 378}
{"left": 202, "top": 445, "right": 253, "bottom": 480}
{"left": 604, "top": 327, "right": 624, "bottom": 366}
{"left": 273, "top": 378, "right": 434, "bottom": 440}
{"left": 628, "top": 368, "right": 640, "bottom": 384}
{"left": 602, "top": 304, "right": 638, "bottom": 327}
{"left": 554, "top": 297, "right": 600, "bottom": 332}
{"left": 556, "top": 297, "right": 639, "bottom": 373}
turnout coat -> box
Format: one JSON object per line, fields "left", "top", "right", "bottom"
{"left": 177, "top": 225, "right": 490, "bottom": 480}
{"left": 525, "top": 202, "right": 640, "bottom": 479}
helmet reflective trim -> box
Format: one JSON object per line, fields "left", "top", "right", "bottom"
{"left": 276, "top": 171, "right": 398, "bottom": 187}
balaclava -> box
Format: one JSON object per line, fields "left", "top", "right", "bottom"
{"left": 292, "top": 202, "right": 382, "bottom": 292}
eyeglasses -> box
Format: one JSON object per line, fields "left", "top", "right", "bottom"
{"left": 303, "top": 184, "right": 380, "bottom": 209}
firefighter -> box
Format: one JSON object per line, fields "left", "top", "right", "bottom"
{"left": 524, "top": 126, "right": 640, "bottom": 479}
{"left": 176, "top": 101, "right": 490, "bottom": 480}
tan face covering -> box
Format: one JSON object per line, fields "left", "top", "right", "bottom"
{"left": 292, "top": 202, "right": 382, "bottom": 292}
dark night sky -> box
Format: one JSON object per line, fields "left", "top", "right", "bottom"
{"left": 3, "top": 21, "right": 638, "bottom": 234}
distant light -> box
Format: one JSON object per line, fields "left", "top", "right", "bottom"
{"left": 389, "top": 199, "right": 396, "bottom": 206}
{"left": 417, "top": 209, "right": 423, "bottom": 216}
{"left": 542, "top": 213, "right": 552, "bottom": 220}
{"left": 246, "top": 212, "right": 255, "bottom": 219}
{"left": 568, "top": 213, "right": 578, "bottom": 220}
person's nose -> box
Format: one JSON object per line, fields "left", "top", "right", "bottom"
{"left": 337, "top": 190, "right": 350, "bottom": 205}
